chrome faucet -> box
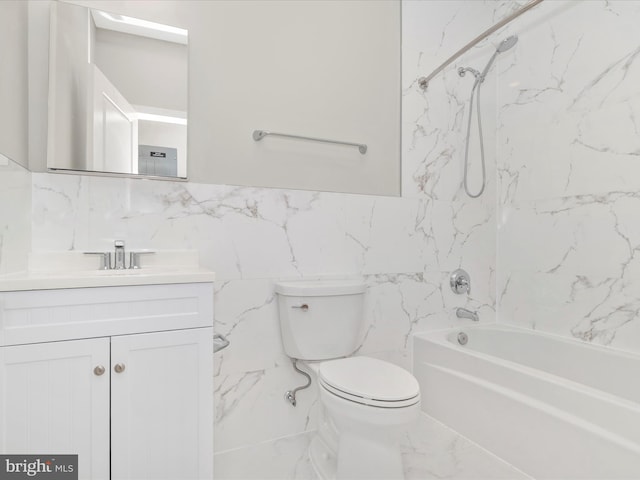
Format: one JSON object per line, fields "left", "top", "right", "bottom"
{"left": 450, "top": 269, "right": 471, "bottom": 295}
{"left": 456, "top": 307, "right": 479, "bottom": 322}
{"left": 114, "top": 240, "right": 126, "bottom": 269}
{"left": 85, "top": 241, "right": 155, "bottom": 270}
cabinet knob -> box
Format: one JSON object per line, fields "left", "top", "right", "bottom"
{"left": 114, "top": 363, "right": 126, "bottom": 374}
{"left": 94, "top": 365, "right": 106, "bottom": 376}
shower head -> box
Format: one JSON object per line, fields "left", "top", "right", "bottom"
{"left": 496, "top": 35, "right": 518, "bottom": 53}
{"left": 478, "top": 35, "right": 519, "bottom": 82}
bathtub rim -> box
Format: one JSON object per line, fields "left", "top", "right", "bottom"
{"left": 411, "top": 322, "right": 640, "bottom": 412}
{"left": 412, "top": 322, "right": 640, "bottom": 362}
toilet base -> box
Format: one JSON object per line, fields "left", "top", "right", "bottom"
{"left": 309, "top": 415, "right": 338, "bottom": 480}
{"left": 309, "top": 404, "right": 408, "bottom": 480}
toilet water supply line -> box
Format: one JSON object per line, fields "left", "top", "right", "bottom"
{"left": 285, "top": 359, "right": 312, "bottom": 407}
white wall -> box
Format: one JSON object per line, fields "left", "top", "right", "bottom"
{"left": 0, "top": 2, "right": 32, "bottom": 274}
{"left": 0, "top": 1, "right": 29, "bottom": 169}
{"left": 0, "top": 159, "right": 31, "bottom": 275}
{"left": 47, "top": 1, "right": 90, "bottom": 170}
{"left": 94, "top": 28, "right": 187, "bottom": 112}
{"left": 30, "top": 0, "right": 401, "bottom": 196}
{"left": 187, "top": 0, "right": 401, "bottom": 196}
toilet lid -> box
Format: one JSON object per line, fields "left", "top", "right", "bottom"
{"left": 318, "top": 357, "right": 420, "bottom": 408}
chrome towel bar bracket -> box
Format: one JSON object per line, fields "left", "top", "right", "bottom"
{"left": 252, "top": 130, "right": 367, "bottom": 155}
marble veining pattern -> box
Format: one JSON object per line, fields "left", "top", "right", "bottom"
{"left": 213, "top": 413, "right": 527, "bottom": 480}
{"left": 24, "top": 0, "right": 640, "bottom": 477}
{"left": 24, "top": 0, "right": 510, "bottom": 476}
{"left": 0, "top": 158, "right": 31, "bottom": 274}
{"left": 496, "top": 0, "right": 640, "bottom": 353}
{"left": 30, "top": 160, "right": 497, "bottom": 456}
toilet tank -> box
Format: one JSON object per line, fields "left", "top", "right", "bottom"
{"left": 275, "top": 279, "right": 366, "bottom": 360}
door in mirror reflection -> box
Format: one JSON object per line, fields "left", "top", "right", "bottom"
{"left": 89, "top": 64, "right": 138, "bottom": 174}
{"left": 47, "top": 2, "right": 188, "bottom": 179}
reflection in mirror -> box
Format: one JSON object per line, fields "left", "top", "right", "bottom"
{"left": 47, "top": 2, "right": 188, "bottom": 179}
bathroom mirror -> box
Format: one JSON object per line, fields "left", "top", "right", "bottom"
{"left": 47, "top": 2, "right": 188, "bottom": 179}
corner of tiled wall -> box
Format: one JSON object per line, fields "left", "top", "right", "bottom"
{"left": 0, "top": 157, "right": 31, "bottom": 274}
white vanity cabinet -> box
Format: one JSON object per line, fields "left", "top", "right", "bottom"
{"left": 0, "top": 282, "right": 214, "bottom": 480}
{"left": 0, "top": 337, "right": 111, "bottom": 477}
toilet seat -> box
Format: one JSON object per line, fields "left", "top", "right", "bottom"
{"left": 318, "top": 356, "right": 420, "bottom": 408}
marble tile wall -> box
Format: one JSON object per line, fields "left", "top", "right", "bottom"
{"left": 29, "top": 169, "right": 494, "bottom": 456}
{"left": 0, "top": 156, "right": 30, "bottom": 274}
{"left": 25, "top": 0, "right": 529, "bottom": 477}
{"left": 29, "top": 1, "right": 515, "bottom": 455}
{"left": 402, "top": 0, "right": 534, "bottom": 335}
{"left": 9, "top": 0, "right": 638, "bottom": 476}
{"left": 495, "top": 0, "right": 640, "bottom": 354}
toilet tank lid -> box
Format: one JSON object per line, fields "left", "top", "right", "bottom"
{"left": 275, "top": 279, "right": 366, "bottom": 296}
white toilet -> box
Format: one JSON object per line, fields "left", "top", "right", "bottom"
{"left": 275, "top": 278, "right": 420, "bottom": 480}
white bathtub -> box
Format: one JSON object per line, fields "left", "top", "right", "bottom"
{"left": 413, "top": 325, "right": 640, "bottom": 479}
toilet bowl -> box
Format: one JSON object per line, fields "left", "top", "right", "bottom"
{"left": 312, "top": 356, "right": 420, "bottom": 479}
{"left": 275, "top": 279, "right": 421, "bottom": 479}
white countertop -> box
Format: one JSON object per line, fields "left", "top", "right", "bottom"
{"left": 0, "top": 251, "right": 215, "bottom": 291}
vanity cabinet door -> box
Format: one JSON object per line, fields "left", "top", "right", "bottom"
{"left": 110, "top": 327, "right": 213, "bottom": 480}
{"left": 0, "top": 338, "right": 110, "bottom": 480}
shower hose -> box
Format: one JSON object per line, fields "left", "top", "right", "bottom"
{"left": 463, "top": 78, "right": 486, "bottom": 198}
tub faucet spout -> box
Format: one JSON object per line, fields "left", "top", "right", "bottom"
{"left": 456, "top": 307, "right": 479, "bottom": 322}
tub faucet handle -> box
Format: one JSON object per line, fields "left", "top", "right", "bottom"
{"left": 450, "top": 269, "right": 471, "bottom": 294}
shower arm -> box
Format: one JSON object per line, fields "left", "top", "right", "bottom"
{"left": 418, "top": 0, "right": 543, "bottom": 90}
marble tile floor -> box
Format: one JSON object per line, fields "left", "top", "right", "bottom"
{"left": 214, "top": 412, "right": 529, "bottom": 479}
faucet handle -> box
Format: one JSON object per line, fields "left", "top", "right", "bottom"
{"left": 114, "top": 239, "right": 125, "bottom": 248}
{"left": 129, "top": 251, "right": 155, "bottom": 269}
{"left": 450, "top": 269, "right": 471, "bottom": 295}
{"left": 84, "top": 252, "right": 112, "bottom": 270}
